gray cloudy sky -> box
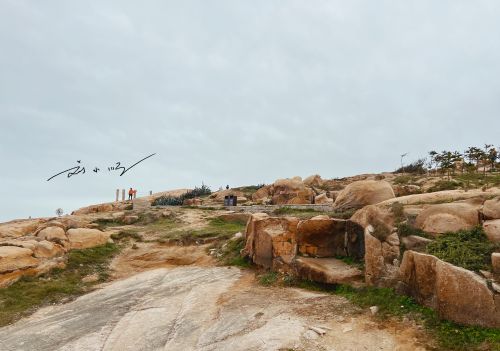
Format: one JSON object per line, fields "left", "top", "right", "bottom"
{"left": 1, "top": 1, "right": 500, "bottom": 221}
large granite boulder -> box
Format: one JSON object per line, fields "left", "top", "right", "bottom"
{"left": 0, "top": 246, "right": 38, "bottom": 273}
{"left": 314, "top": 193, "right": 333, "bottom": 204}
{"left": 482, "top": 197, "right": 500, "bottom": 219}
{"left": 399, "top": 250, "right": 500, "bottom": 328}
{"left": 243, "top": 213, "right": 299, "bottom": 268}
{"left": 271, "top": 177, "right": 314, "bottom": 205}
{"left": 414, "top": 203, "right": 479, "bottom": 234}
{"left": 0, "top": 219, "right": 43, "bottom": 239}
{"left": 483, "top": 220, "right": 500, "bottom": 243}
{"left": 363, "top": 226, "right": 400, "bottom": 287}
{"left": 293, "top": 257, "right": 363, "bottom": 287}
{"left": 251, "top": 185, "right": 273, "bottom": 203}
{"left": 333, "top": 180, "right": 395, "bottom": 211}
{"left": 303, "top": 174, "right": 324, "bottom": 188}
{"left": 37, "top": 226, "right": 68, "bottom": 244}
{"left": 492, "top": 253, "right": 500, "bottom": 274}
{"left": 66, "top": 228, "right": 110, "bottom": 249}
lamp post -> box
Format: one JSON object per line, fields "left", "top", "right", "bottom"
{"left": 400, "top": 153, "right": 408, "bottom": 173}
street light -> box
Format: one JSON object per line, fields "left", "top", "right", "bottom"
{"left": 400, "top": 153, "right": 408, "bottom": 172}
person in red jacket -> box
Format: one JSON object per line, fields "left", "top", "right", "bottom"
{"left": 128, "top": 188, "right": 133, "bottom": 200}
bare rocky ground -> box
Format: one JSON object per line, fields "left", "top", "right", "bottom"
{"left": 0, "top": 205, "right": 429, "bottom": 351}
{"left": 0, "top": 266, "right": 427, "bottom": 351}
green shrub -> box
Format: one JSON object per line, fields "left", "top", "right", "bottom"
{"left": 259, "top": 271, "right": 278, "bottom": 286}
{"left": 395, "top": 159, "right": 427, "bottom": 174}
{"left": 427, "top": 180, "right": 461, "bottom": 192}
{"left": 426, "top": 226, "right": 498, "bottom": 271}
{"left": 152, "top": 196, "right": 183, "bottom": 206}
{"left": 390, "top": 202, "right": 405, "bottom": 223}
{"left": 217, "top": 237, "right": 252, "bottom": 268}
{"left": 153, "top": 184, "right": 212, "bottom": 206}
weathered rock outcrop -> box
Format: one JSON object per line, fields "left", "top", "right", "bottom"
{"left": 293, "top": 257, "right": 363, "bottom": 286}
{"left": 122, "top": 215, "right": 139, "bottom": 225}
{"left": 251, "top": 177, "right": 314, "bottom": 205}
{"left": 314, "top": 193, "right": 333, "bottom": 204}
{"left": 363, "top": 226, "right": 400, "bottom": 287}
{"left": 414, "top": 203, "right": 479, "bottom": 234}
{"left": 71, "top": 202, "right": 131, "bottom": 215}
{"left": 398, "top": 250, "right": 500, "bottom": 328}
{"left": 66, "top": 228, "right": 110, "bottom": 250}
{"left": 0, "top": 219, "right": 45, "bottom": 239}
{"left": 333, "top": 180, "right": 395, "bottom": 211}
{"left": 401, "top": 235, "right": 432, "bottom": 252}
{"left": 483, "top": 219, "right": 500, "bottom": 243}
{"left": 36, "top": 226, "right": 68, "bottom": 244}
{"left": 243, "top": 213, "right": 299, "bottom": 268}
{"left": 483, "top": 196, "right": 500, "bottom": 219}
{"left": 492, "top": 253, "right": 500, "bottom": 274}
{"left": 296, "top": 216, "right": 364, "bottom": 259}
{"left": 0, "top": 246, "right": 39, "bottom": 273}
{"left": 303, "top": 174, "right": 324, "bottom": 188}
{"left": 272, "top": 177, "right": 314, "bottom": 205}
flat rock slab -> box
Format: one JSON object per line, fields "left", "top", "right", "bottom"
{"left": 295, "top": 257, "right": 364, "bottom": 287}
{"left": 0, "top": 266, "right": 426, "bottom": 351}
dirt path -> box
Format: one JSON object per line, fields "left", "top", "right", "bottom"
{"left": 0, "top": 266, "right": 427, "bottom": 351}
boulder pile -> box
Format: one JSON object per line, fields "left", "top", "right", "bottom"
{"left": 0, "top": 218, "right": 111, "bottom": 287}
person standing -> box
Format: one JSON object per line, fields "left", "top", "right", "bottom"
{"left": 128, "top": 188, "right": 133, "bottom": 200}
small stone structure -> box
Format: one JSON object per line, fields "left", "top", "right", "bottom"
{"left": 243, "top": 213, "right": 365, "bottom": 286}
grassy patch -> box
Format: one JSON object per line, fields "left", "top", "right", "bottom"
{"left": 426, "top": 226, "right": 498, "bottom": 271}
{"left": 92, "top": 217, "right": 121, "bottom": 230}
{"left": 111, "top": 229, "right": 143, "bottom": 242}
{"left": 215, "top": 237, "right": 252, "bottom": 268}
{"left": 393, "top": 175, "right": 417, "bottom": 185}
{"left": 0, "top": 243, "right": 120, "bottom": 327}
{"left": 454, "top": 172, "right": 500, "bottom": 189}
{"left": 153, "top": 217, "right": 246, "bottom": 243}
{"left": 258, "top": 271, "right": 279, "bottom": 286}
{"left": 427, "top": 180, "right": 461, "bottom": 193}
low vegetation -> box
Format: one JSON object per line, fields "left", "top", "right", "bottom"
{"left": 151, "top": 217, "right": 246, "bottom": 244}
{"left": 260, "top": 273, "right": 500, "bottom": 351}
{"left": 92, "top": 217, "right": 122, "bottom": 230}
{"left": 214, "top": 236, "right": 252, "bottom": 268}
{"left": 397, "top": 222, "right": 431, "bottom": 239}
{"left": 152, "top": 184, "right": 212, "bottom": 206}
{"left": 427, "top": 180, "right": 461, "bottom": 192}
{"left": 395, "top": 158, "right": 426, "bottom": 174}
{"left": 0, "top": 243, "right": 120, "bottom": 327}
{"left": 111, "top": 229, "right": 143, "bottom": 242}
{"left": 426, "top": 226, "right": 498, "bottom": 272}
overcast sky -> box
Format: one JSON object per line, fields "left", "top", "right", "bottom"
{"left": 1, "top": 1, "right": 500, "bottom": 221}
